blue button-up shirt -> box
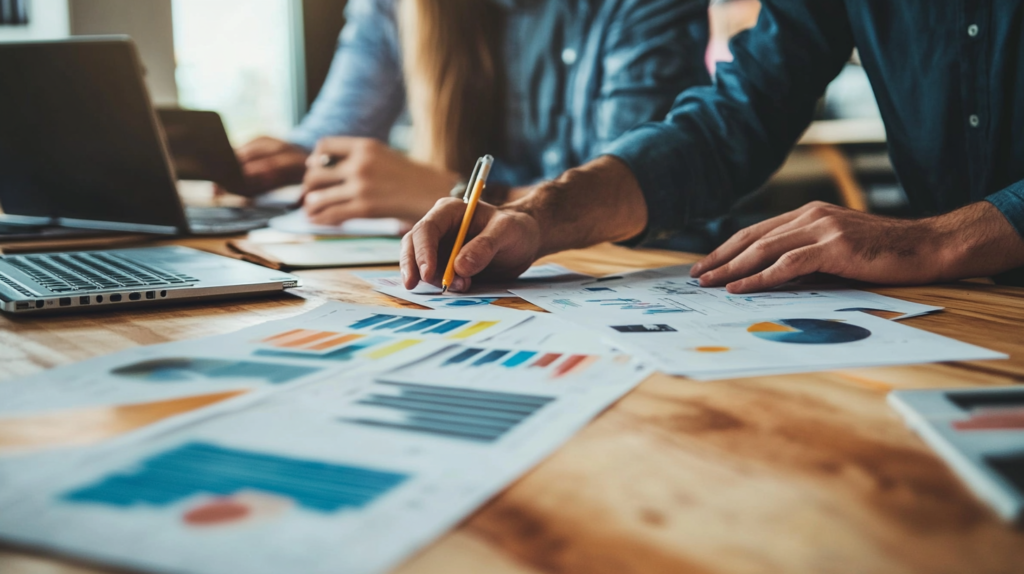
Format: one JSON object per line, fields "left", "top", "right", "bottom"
{"left": 289, "top": 0, "right": 710, "bottom": 186}
{"left": 608, "top": 1, "right": 1024, "bottom": 265}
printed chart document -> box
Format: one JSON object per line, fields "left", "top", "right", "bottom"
{"left": 0, "top": 302, "right": 530, "bottom": 456}
{"left": 511, "top": 265, "right": 1002, "bottom": 379}
{"left": 512, "top": 264, "right": 942, "bottom": 321}
{"left": 356, "top": 263, "right": 591, "bottom": 308}
{"left": 0, "top": 328, "right": 653, "bottom": 574}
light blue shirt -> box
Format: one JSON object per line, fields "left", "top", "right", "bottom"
{"left": 289, "top": 0, "right": 710, "bottom": 186}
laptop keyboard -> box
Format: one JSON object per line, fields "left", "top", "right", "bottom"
{"left": 4, "top": 252, "right": 198, "bottom": 294}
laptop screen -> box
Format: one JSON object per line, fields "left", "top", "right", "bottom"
{"left": 0, "top": 38, "right": 188, "bottom": 233}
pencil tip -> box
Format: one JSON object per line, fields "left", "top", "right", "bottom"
{"left": 441, "top": 285, "right": 448, "bottom": 294}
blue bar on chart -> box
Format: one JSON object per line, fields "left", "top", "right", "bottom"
{"left": 442, "top": 348, "right": 483, "bottom": 366}
{"left": 471, "top": 350, "right": 510, "bottom": 367}
{"left": 63, "top": 442, "right": 409, "bottom": 513}
{"left": 423, "top": 320, "right": 470, "bottom": 335}
{"left": 502, "top": 351, "right": 537, "bottom": 368}
{"left": 396, "top": 318, "right": 446, "bottom": 334}
{"left": 373, "top": 316, "right": 424, "bottom": 331}
{"left": 340, "top": 382, "right": 555, "bottom": 442}
{"left": 348, "top": 314, "right": 398, "bottom": 330}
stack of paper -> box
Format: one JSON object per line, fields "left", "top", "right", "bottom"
{"left": 0, "top": 306, "right": 652, "bottom": 574}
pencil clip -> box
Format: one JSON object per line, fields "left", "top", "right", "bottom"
{"left": 463, "top": 158, "right": 484, "bottom": 202}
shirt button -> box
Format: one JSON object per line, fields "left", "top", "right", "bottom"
{"left": 544, "top": 149, "right": 561, "bottom": 166}
{"left": 561, "top": 48, "right": 578, "bottom": 66}
{"left": 968, "top": 24, "right": 979, "bottom": 37}
{"left": 969, "top": 114, "right": 980, "bottom": 128}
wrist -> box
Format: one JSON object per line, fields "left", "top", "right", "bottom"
{"left": 929, "top": 201, "right": 1024, "bottom": 281}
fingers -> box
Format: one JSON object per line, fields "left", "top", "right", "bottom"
{"left": 237, "top": 137, "right": 292, "bottom": 164}
{"left": 725, "top": 245, "right": 825, "bottom": 293}
{"left": 688, "top": 200, "right": 839, "bottom": 276}
{"left": 307, "top": 137, "right": 362, "bottom": 165}
{"left": 304, "top": 196, "right": 367, "bottom": 226}
{"left": 242, "top": 150, "right": 308, "bottom": 194}
{"left": 304, "top": 185, "right": 357, "bottom": 217}
{"left": 405, "top": 198, "right": 470, "bottom": 287}
{"left": 698, "top": 225, "right": 819, "bottom": 287}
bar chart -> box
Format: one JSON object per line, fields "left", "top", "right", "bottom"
{"left": 63, "top": 442, "right": 409, "bottom": 514}
{"left": 339, "top": 382, "right": 555, "bottom": 442}
{"left": 111, "top": 358, "right": 319, "bottom": 384}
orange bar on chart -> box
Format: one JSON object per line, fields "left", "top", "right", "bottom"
{"left": 553, "top": 355, "right": 596, "bottom": 378}
{"left": 953, "top": 408, "right": 1024, "bottom": 431}
{"left": 531, "top": 353, "right": 562, "bottom": 368}
{"left": 308, "top": 333, "right": 364, "bottom": 351}
{"left": 260, "top": 329, "right": 306, "bottom": 344}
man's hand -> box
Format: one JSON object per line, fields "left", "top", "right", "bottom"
{"left": 302, "top": 137, "right": 460, "bottom": 225}
{"left": 236, "top": 137, "right": 309, "bottom": 196}
{"left": 398, "top": 156, "right": 648, "bottom": 293}
{"left": 400, "top": 199, "right": 542, "bottom": 292}
{"left": 691, "top": 200, "right": 1024, "bottom": 292}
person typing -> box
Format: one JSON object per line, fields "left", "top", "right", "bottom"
{"left": 231, "top": 0, "right": 711, "bottom": 227}
{"left": 401, "top": 0, "right": 1024, "bottom": 293}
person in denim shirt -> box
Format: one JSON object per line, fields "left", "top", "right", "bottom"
{"left": 235, "top": 0, "right": 709, "bottom": 226}
{"left": 402, "top": 0, "right": 1024, "bottom": 293}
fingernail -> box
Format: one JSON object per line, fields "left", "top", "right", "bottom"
{"left": 401, "top": 267, "right": 409, "bottom": 283}
{"left": 453, "top": 277, "right": 466, "bottom": 292}
{"left": 420, "top": 264, "right": 429, "bottom": 280}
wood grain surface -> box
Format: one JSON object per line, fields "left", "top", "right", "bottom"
{"left": 2, "top": 239, "right": 1023, "bottom": 574}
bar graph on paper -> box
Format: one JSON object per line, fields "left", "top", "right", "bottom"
{"left": 62, "top": 442, "right": 409, "bottom": 527}
{"left": 251, "top": 312, "right": 504, "bottom": 363}
{"left": 339, "top": 382, "right": 555, "bottom": 442}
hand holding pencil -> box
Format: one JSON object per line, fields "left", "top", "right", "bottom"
{"left": 401, "top": 155, "right": 543, "bottom": 293}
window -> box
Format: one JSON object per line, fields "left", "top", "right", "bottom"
{"left": 172, "top": 0, "right": 304, "bottom": 145}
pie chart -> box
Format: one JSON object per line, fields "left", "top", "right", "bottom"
{"left": 747, "top": 319, "right": 871, "bottom": 344}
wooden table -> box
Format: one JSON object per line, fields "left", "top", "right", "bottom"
{"left": 2, "top": 239, "right": 1024, "bottom": 574}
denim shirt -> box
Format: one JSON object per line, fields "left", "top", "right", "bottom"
{"left": 289, "top": 0, "right": 710, "bottom": 186}
{"left": 607, "top": 1, "right": 1024, "bottom": 263}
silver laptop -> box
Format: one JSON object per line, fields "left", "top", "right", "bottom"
{"left": 0, "top": 246, "right": 301, "bottom": 314}
{"left": 0, "top": 37, "right": 284, "bottom": 236}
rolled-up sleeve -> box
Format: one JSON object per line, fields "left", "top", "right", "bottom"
{"left": 987, "top": 180, "right": 1024, "bottom": 239}
{"left": 604, "top": 0, "right": 855, "bottom": 241}
{"left": 288, "top": 0, "right": 405, "bottom": 150}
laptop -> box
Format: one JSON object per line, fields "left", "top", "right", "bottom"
{"left": 0, "top": 36, "right": 284, "bottom": 236}
{"left": 0, "top": 245, "right": 301, "bottom": 314}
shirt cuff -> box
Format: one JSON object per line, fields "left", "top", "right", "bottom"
{"left": 985, "top": 179, "right": 1024, "bottom": 239}
{"left": 604, "top": 122, "right": 695, "bottom": 244}
{"left": 286, "top": 127, "right": 319, "bottom": 152}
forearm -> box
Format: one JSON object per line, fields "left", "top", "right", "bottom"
{"left": 502, "top": 156, "right": 648, "bottom": 257}
{"left": 935, "top": 201, "right": 1024, "bottom": 281}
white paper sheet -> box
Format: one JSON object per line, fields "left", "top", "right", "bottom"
{"left": 0, "top": 328, "right": 652, "bottom": 574}
{"left": 509, "top": 264, "right": 1001, "bottom": 379}
{"left": 268, "top": 210, "right": 403, "bottom": 237}
{"left": 0, "top": 302, "right": 530, "bottom": 455}
{"left": 512, "top": 264, "right": 943, "bottom": 321}
{"left": 356, "top": 263, "right": 592, "bottom": 307}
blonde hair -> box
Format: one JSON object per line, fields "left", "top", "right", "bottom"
{"left": 399, "top": 0, "right": 506, "bottom": 177}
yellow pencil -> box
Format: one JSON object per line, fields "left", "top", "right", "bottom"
{"left": 442, "top": 155, "right": 494, "bottom": 293}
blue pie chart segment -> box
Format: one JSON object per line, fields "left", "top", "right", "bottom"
{"left": 748, "top": 319, "right": 871, "bottom": 345}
